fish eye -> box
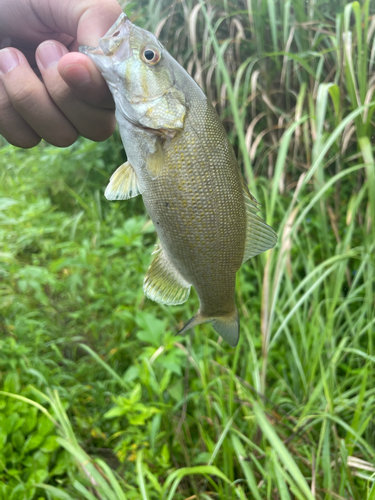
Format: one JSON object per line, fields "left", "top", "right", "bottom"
{"left": 142, "top": 48, "right": 160, "bottom": 65}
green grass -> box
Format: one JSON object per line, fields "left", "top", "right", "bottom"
{"left": 0, "top": 0, "right": 375, "bottom": 498}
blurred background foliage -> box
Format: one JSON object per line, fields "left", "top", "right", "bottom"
{"left": 0, "top": 0, "right": 375, "bottom": 498}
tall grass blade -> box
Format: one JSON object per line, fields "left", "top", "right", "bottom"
{"left": 197, "top": 0, "right": 256, "bottom": 194}
{"left": 253, "top": 403, "right": 314, "bottom": 500}
{"left": 137, "top": 450, "right": 150, "bottom": 500}
{"left": 231, "top": 435, "right": 262, "bottom": 500}
{"left": 78, "top": 343, "right": 129, "bottom": 389}
{"left": 35, "top": 484, "right": 76, "bottom": 500}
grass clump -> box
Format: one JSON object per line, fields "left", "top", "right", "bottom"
{"left": 0, "top": 0, "right": 375, "bottom": 498}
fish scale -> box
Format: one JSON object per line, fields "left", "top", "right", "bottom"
{"left": 80, "top": 13, "right": 277, "bottom": 347}
{"left": 143, "top": 102, "right": 246, "bottom": 315}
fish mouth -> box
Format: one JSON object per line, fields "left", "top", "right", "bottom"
{"left": 79, "top": 13, "right": 133, "bottom": 61}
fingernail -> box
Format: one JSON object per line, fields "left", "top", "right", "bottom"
{"left": 63, "top": 65, "right": 91, "bottom": 88}
{"left": 0, "top": 49, "right": 19, "bottom": 75}
{"left": 37, "top": 42, "right": 67, "bottom": 70}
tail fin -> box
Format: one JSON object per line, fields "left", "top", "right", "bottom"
{"left": 177, "top": 309, "right": 239, "bottom": 347}
{"left": 211, "top": 310, "right": 240, "bottom": 347}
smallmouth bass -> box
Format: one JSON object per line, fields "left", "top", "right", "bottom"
{"left": 80, "top": 13, "right": 277, "bottom": 347}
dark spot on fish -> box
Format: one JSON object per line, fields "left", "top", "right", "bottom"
{"left": 165, "top": 202, "right": 169, "bottom": 207}
{"left": 157, "top": 221, "right": 160, "bottom": 224}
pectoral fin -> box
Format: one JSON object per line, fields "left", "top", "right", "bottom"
{"left": 146, "top": 141, "right": 165, "bottom": 179}
{"left": 105, "top": 161, "right": 141, "bottom": 200}
{"left": 144, "top": 247, "right": 191, "bottom": 305}
{"left": 241, "top": 178, "right": 278, "bottom": 262}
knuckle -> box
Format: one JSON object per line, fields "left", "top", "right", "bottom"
{"left": 48, "top": 129, "right": 79, "bottom": 148}
{"left": 10, "top": 83, "right": 41, "bottom": 114}
{"left": 16, "top": 136, "right": 41, "bottom": 149}
{"left": 2, "top": 131, "right": 41, "bottom": 149}
{"left": 46, "top": 79, "right": 75, "bottom": 106}
{"left": 1, "top": 77, "right": 79, "bottom": 148}
{"left": 81, "top": 117, "right": 116, "bottom": 142}
{"left": 0, "top": 97, "right": 41, "bottom": 148}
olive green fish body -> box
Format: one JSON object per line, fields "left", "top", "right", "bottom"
{"left": 80, "top": 14, "right": 277, "bottom": 346}
{"left": 143, "top": 98, "right": 246, "bottom": 318}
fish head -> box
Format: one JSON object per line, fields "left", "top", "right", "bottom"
{"left": 79, "top": 13, "right": 187, "bottom": 132}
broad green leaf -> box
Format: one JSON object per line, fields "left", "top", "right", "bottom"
{"left": 23, "top": 433, "right": 45, "bottom": 453}
{"left": 40, "top": 435, "right": 60, "bottom": 453}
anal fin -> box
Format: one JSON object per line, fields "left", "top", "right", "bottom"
{"left": 241, "top": 177, "right": 278, "bottom": 262}
{"left": 105, "top": 161, "right": 141, "bottom": 200}
{"left": 143, "top": 248, "right": 191, "bottom": 305}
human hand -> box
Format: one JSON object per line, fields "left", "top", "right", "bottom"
{"left": 0, "top": 0, "right": 123, "bottom": 148}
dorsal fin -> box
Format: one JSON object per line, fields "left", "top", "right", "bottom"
{"left": 240, "top": 177, "right": 278, "bottom": 262}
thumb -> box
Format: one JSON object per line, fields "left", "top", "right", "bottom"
{"left": 75, "top": 1, "right": 123, "bottom": 48}
{"left": 48, "top": 0, "right": 123, "bottom": 50}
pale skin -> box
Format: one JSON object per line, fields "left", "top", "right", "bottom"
{"left": 0, "top": 0, "right": 123, "bottom": 148}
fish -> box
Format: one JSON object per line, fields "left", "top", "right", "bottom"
{"left": 79, "top": 13, "right": 277, "bottom": 347}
